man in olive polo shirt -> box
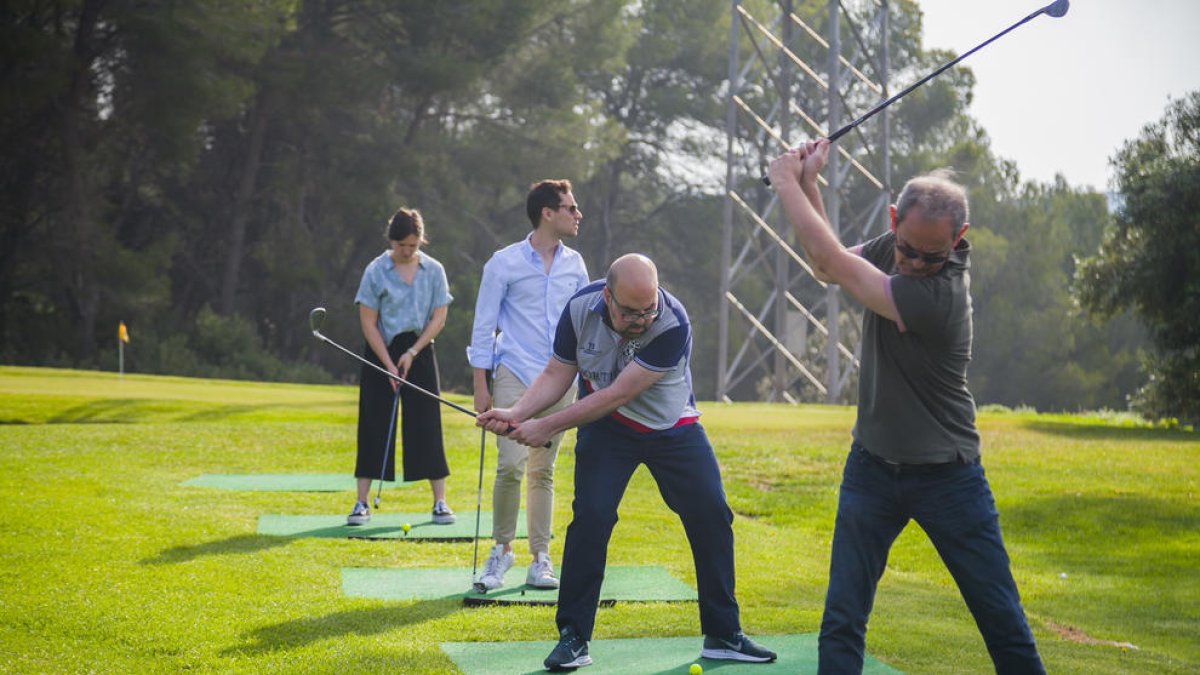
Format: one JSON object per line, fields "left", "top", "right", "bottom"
{"left": 769, "top": 140, "right": 1044, "bottom": 674}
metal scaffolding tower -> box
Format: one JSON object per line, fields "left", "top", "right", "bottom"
{"left": 718, "top": 0, "right": 892, "bottom": 404}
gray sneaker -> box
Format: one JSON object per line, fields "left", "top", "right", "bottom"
{"left": 346, "top": 501, "right": 370, "bottom": 526}
{"left": 544, "top": 625, "right": 591, "bottom": 671}
{"left": 700, "top": 632, "right": 777, "bottom": 663}
{"left": 432, "top": 499, "right": 456, "bottom": 525}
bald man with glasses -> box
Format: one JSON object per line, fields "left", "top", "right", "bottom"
{"left": 479, "top": 253, "right": 777, "bottom": 672}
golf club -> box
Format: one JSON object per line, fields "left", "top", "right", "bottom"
{"left": 308, "top": 307, "right": 550, "bottom": 446}
{"left": 761, "top": 0, "right": 1069, "bottom": 185}
{"left": 471, "top": 339, "right": 497, "bottom": 594}
{"left": 374, "top": 386, "right": 402, "bottom": 509}
{"left": 309, "top": 306, "right": 476, "bottom": 417}
{"left": 470, "top": 422, "right": 489, "bottom": 593}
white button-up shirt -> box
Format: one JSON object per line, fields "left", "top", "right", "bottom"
{"left": 466, "top": 234, "right": 590, "bottom": 386}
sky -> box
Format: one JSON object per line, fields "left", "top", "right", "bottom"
{"left": 914, "top": 0, "right": 1200, "bottom": 191}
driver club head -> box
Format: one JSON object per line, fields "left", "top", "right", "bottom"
{"left": 1044, "top": 0, "right": 1069, "bottom": 18}
{"left": 308, "top": 307, "right": 327, "bottom": 335}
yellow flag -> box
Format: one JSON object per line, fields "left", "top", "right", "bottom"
{"left": 118, "top": 321, "right": 130, "bottom": 344}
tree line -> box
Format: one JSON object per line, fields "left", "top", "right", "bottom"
{"left": 4, "top": 0, "right": 1189, "bottom": 421}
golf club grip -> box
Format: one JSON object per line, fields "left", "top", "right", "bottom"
{"left": 760, "top": 118, "right": 856, "bottom": 185}
{"left": 500, "top": 424, "right": 552, "bottom": 449}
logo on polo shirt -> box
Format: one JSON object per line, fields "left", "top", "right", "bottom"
{"left": 620, "top": 340, "right": 642, "bottom": 362}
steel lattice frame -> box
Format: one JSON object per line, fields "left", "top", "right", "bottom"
{"left": 717, "top": 0, "right": 892, "bottom": 404}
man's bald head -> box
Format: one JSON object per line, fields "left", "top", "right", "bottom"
{"left": 604, "top": 254, "right": 660, "bottom": 338}
{"left": 606, "top": 253, "right": 658, "bottom": 296}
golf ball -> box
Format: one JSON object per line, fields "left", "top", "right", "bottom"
{"left": 689, "top": 664, "right": 702, "bottom": 675}
{"left": 401, "top": 522, "right": 411, "bottom": 533}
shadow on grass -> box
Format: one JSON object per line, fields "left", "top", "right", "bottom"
{"left": 1003, "top": 494, "right": 1198, "bottom": 576}
{"left": 223, "top": 601, "right": 460, "bottom": 655}
{"left": 140, "top": 533, "right": 292, "bottom": 565}
{"left": 177, "top": 400, "right": 344, "bottom": 422}
{"left": 28, "top": 398, "right": 345, "bottom": 424}
{"left": 1020, "top": 420, "right": 1196, "bottom": 443}
{"left": 47, "top": 399, "right": 169, "bottom": 424}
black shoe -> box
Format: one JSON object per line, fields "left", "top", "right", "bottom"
{"left": 701, "top": 631, "right": 777, "bottom": 663}
{"left": 544, "top": 625, "right": 592, "bottom": 671}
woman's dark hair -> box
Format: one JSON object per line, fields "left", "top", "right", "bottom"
{"left": 386, "top": 207, "right": 427, "bottom": 244}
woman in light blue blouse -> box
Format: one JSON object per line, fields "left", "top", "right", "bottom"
{"left": 348, "top": 207, "right": 455, "bottom": 526}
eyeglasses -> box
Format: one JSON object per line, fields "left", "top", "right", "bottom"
{"left": 556, "top": 203, "right": 580, "bottom": 215}
{"left": 610, "top": 293, "right": 662, "bottom": 323}
{"left": 895, "top": 238, "right": 951, "bottom": 265}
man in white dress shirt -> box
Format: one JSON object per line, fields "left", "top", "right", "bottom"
{"left": 466, "top": 179, "right": 590, "bottom": 590}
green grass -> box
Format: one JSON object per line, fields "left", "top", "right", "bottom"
{"left": 0, "top": 365, "right": 1197, "bottom": 673}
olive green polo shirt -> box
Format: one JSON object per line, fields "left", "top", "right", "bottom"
{"left": 852, "top": 231, "right": 981, "bottom": 464}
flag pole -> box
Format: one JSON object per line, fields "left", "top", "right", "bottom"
{"left": 118, "top": 321, "right": 128, "bottom": 379}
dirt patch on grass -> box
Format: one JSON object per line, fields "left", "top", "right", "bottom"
{"left": 1044, "top": 620, "right": 1138, "bottom": 650}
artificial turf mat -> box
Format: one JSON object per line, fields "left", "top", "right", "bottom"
{"left": 441, "top": 633, "right": 901, "bottom": 673}
{"left": 181, "top": 473, "right": 414, "bottom": 491}
{"left": 342, "top": 565, "right": 696, "bottom": 605}
{"left": 256, "top": 510, "right": 526, "bottom": 540}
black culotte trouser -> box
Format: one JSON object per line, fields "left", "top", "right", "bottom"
{"left": 355, "top": 332, "right": 448, "bottom": 482}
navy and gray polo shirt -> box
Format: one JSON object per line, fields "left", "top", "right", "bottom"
{"left": 552, "top": 280, "right": 701, "bottom": 432}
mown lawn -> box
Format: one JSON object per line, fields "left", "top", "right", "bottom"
{"left": 0, "top": 366, "right": 1196, "bottom": 673}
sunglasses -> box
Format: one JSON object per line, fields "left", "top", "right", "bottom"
{"left": 556, "top": 204, "right": 580, "bottom": 214}
{"left": 610, "top": 292, "right": 662, "bottom": 323}
{"left": 895, "top": 239, "right": 951, "bottom": 265}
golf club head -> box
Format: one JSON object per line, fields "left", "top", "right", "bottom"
{"left": 1044, "top": 0, "right": 1069, "bottom": 18}
{"left": 472, "top": 581, "right": 488, "bottom": 594}
{"left": 373, "top": 496, "right": 380, "bottom": 508}
{"left": 308, "top": 307, "right": 327, "bottom": 335}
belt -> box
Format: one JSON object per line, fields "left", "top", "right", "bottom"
{"left": 854, "top": 444, "right": 978, "bottom": 473}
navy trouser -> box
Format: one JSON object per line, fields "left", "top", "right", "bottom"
{"left": 819, "top": 444, "right": 1044, "bottom": 674}
{"left": 555, "top": 420, "right": 741, "bottom": 642}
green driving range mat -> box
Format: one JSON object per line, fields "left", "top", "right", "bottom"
{"left": 441, "top": 633, "right": 901, "bottom": 674}
{"left": 256, "top": 510, "right": 526, "bottom": 540}
{"left": 342, "top": 565, "right": 695, "bottom": 604}
{"left": 182, "top": 473, "right": 414, "bottom": 492}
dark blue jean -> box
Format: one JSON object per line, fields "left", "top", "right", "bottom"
{"left": 819, "top": 444, "right": 1044, "bottom": 674}
{"left": 555, "top": 420, "right": 741, "bottom": 642}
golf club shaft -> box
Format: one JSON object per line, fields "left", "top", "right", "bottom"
{"left": 313, "top": 330, "right": 476, "bottom": 417}
{"left": 310, "top": 314, "right": 550, "bottom": 448}
{"left": 465, "top": 348, "right": 489, "bottom": 586}
{"left": 375, "top": 386, "right": 402, "bottom": 508}
{"left": 762, "top": 0, "right": 1064, "bottom": 185}
{"left": 470, "top": 425, "right": 486, "bottom": 581}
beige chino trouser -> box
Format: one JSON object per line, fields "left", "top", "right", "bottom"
{"left": 491, "top": 364, "right": 575, "bottom": 556}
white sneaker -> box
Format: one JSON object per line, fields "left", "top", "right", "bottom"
{"left": 346, "top": 500, "right": 370, "bottom": 526}
{"left": 526, "top": 552, "right": 559, "bottom": 589}
{"left": 477, "top": 545, "right": 515, "bottom": 590}
{"left": 432, "top": 499, "right": 456, "bottom": 525}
